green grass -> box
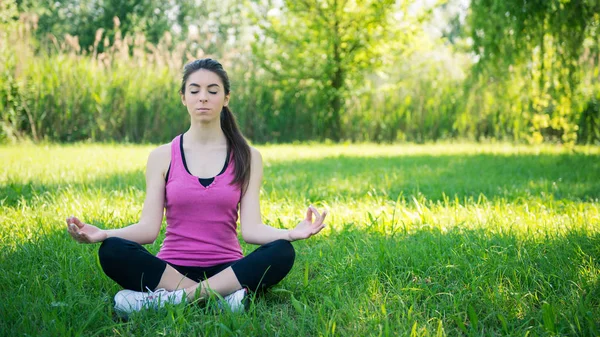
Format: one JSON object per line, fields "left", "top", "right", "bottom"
{"left": 1, "top": 143, "right": 599, "bottom": 336}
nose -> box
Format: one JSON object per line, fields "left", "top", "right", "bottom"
{"left": 198, "top": 91, "right": 208, "bottom": 103}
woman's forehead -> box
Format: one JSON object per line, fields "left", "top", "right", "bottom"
{"left": 187, "top": 69, "right": 222, "bottom": 86}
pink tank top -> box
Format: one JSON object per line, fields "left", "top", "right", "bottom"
{"left": 157, "top": 135, "right": 244, "bottom": 266}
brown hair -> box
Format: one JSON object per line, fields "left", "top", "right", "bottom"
{"left": 180, "top": 58, "right": 251, "bottom": 194}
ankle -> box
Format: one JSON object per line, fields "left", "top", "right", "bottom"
{"left": 184, "top": 284, "right": 201, "bottom": 300}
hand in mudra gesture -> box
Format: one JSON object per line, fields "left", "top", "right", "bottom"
{"left": 66, "top": 216, "right": 107, "bottom": 244}
{"left": 289, "top": 205, "right": 328, "bottom": 241}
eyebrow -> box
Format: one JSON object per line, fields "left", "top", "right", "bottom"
{"left": 188, "top": 83, "right": 220, "bottom": 89}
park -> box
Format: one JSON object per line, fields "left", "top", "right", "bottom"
{"left": 1, "top": 0, "right": 599, "bottom": 336}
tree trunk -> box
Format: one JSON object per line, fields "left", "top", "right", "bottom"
{"left": 330, "top": 65, "right": 343, "bottom": 141}
{"left": 329, "top": 1, "right": 343, "bottom": 141}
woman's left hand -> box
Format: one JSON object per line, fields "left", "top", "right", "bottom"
{"left": 288, "top": 205, "right": 328, "bottom": 241}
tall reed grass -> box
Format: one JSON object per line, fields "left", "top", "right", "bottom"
{"left": 1, "top": 8, "right": 599, "bottom": 144}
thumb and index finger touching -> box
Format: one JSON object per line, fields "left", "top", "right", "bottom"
{"left": 66, "top": 216, "right": 96, "bottom": 243}
{"left": 306, "top": 205, "right": 329, "bottom": 225}
{"left": 66, "top": 216, "right": 86, "bottom": 241}
{"left": 66, "top": 216, "right": 86, "bottom": 229}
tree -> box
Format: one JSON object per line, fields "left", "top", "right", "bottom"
{"left": 251, "top": 0, "right": 412, "bottom": 141}
{"left": 15, "top": 0, "right": 193, "bottom": 51}
{"left": 467, "top": 0, "right": 600, "bottom": 143}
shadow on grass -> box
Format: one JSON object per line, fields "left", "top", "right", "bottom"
{"left": 265, "top": 152, "right": 600, "bottom": 202}
{"left": 298, "top": 224, "right": 600, "bottom": 335}
{"left": 1, "top": 223, "right": 599, "bottom": 336}
{"left": 2, "top": 151, "right": 599, "bottom": 208}
{"left": 1, "top": 169, "right": 146, "bottom": 208}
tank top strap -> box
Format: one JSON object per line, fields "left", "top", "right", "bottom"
{"left": 167, "top": 134, "right": 184, "bottom": 182}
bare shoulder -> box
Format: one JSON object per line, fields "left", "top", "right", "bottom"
{"left": 249, "top": 146, "right": 263, "bottom": 166}
{"left": 149, "top": 143, "right": 171, "bottom": 162}
{"left": 250, "top": 146, "right": 262, "bottom": 159}
{"left": 147, "top": 143, "right": 172, "bottom": 176}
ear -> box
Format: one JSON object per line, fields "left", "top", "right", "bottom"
{"left": 223, "top": 93, "right": 230, "bottom": 107}
{"left": 180, "top": 92, "right": 186, "bottom": 106}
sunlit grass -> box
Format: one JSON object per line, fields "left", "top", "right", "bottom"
{"left": 1, "top": 143, "right": 599, "bottom": 336}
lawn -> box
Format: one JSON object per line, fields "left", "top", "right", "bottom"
{"left": 1, "top": 143, "right": 599, "bottom": 336}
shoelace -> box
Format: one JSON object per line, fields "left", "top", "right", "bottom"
{"left": 141, "top": 287, "right": 169, "bottom": 307}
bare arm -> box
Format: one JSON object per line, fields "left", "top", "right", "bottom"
{"left": 66, "top": 144, "right": 170, "bottom": 245}
{"left": 239, "top": 147, "right": 328, "bottom": 245}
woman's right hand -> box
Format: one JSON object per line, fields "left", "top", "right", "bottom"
{"left": 66, "top": 216, "right": 108, "bottom": 244}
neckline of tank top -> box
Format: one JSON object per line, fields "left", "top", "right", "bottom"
{"left": 180, "top": 134, "right": 230, "bottom": 183}
{"left": 163, "top": 135, "right": 231, "bottom": 185}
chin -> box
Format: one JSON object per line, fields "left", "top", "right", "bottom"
{"left": 189, "top": 112, "right": 215, "bottom": 121}
{"left": 194, "top": 116, "right": 218, "bottom": 124}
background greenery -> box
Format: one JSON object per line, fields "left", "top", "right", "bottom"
{"left": 1, "top": 0, "right": 599, "bottom": 144}
{"left": 1, "top": 143, "right": 599, "bottom": 336}
{"left": 1, "top": 2, "right": 599, "bottom": 335}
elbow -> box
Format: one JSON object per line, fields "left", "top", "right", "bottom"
{"left": 241, "top": 232, "right": 251, "bottom": 244}
{"left": 147, "top": 232, "right": 159, "bottom": 245}
{"left": 140, "top": 222, "right": 161, "bottom": 245}
{"left": 241, "top": 230, "right": 258, "bottom": 245}
{"left": 139, "top": 230, "right": 159, "bottom": 245}
{"left": 140, "top": 237, "right": 156, "bottom": 245}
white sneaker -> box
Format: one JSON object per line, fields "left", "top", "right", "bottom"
{"left": 114, "top": 288, "right": 186, "bottom": 314}
{"left": 220, "top": 288, "right": 247, "bottom": 313}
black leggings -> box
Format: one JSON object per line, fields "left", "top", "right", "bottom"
{"left": 98, "top": 237, "right": 295, "bottom": 293}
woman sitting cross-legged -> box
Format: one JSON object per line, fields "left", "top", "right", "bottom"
{"left": 65, "top": 58, "right": 328, "bottom": 315}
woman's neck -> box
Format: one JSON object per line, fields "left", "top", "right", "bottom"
{"left": 185, "top": 121, "right": 227, "bottom": 146}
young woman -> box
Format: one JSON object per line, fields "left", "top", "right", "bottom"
{"left": 66, "top": 58, "right": 328, "bottom": 315}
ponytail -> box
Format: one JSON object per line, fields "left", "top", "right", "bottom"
{"left": 221, "top": 106, "right": 251, "bottom": 194}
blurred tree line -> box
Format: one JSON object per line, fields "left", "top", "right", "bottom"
{"left": 1, "top": 0, "right": 599, "bottom": 144}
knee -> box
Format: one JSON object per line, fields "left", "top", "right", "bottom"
{"left": 271, "top": 239, "right": 295, "bottom": 268}
{"left": 98, "top": 237, "right": 128, "bottom": 266}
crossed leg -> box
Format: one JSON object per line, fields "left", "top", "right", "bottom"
{"left": 156, "top": 264, "right": 241, "bottom": 300}
{"left": 98, "top": 237, "right": 295, "bottom": 301}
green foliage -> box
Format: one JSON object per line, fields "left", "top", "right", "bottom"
{"left": 1, "top": 143, "right": 600, "bottom": 335}
{"left": 579, "top": 88, "right": 600, "bottom": 144}
{"left": 467, "top": 0, "right": 600, "bottom": 144}
{"left": 0, "top": 31, "right": 185, "bottom": 142}
{"left": 0, "top": 0, "right": 18, "bottom": 23}
{"left": 1, "top": 0, "right": 600, "bottom": 144}
{"left": 16, "top": 0, "right": 193, "bottom": 50}
{"left": 251, "top": 0, "right": 408, "bottom": 141}
{"left": 469, "top": 0, "right": 599, "bottom": 75}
